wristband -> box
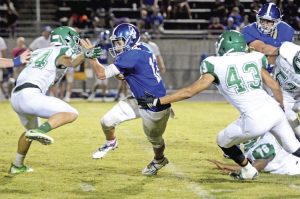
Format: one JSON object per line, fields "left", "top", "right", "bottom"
{"left": 13, "top": 56, "right": 22, "bottom": 67}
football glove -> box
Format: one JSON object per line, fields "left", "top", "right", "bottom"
{"left": 137, "top": 92, "right": 161, "bottom": 109}
{"left": 84, "top": 47, "right": 102, "bottom": 59}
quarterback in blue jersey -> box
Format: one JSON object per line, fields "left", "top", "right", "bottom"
{"left": 83, "top": 23, "right": 171, "bottom": 176}
{"left": 242, "top": 3, "right": 294, "bottom": 66}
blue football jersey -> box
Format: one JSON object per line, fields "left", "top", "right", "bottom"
{"left": 242, "top": 21, "right": 294, "bottom": 47}
{"left": 114, "top": 43, "right": 170, "bottom": 111}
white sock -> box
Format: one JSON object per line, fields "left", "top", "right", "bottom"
{"left": 14, "top": 153, "right": 25, "bottom": 167}
{"left": 106, "top": 138, "right": 116, "bottom": 145}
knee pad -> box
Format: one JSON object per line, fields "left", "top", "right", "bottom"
{"left": 100, "top": 115, "right": 116, "bottom": 132}
{"left": 147, "top": 136, "right": 164, "bottom": 148}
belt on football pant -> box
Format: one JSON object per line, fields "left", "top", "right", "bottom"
{"left": 13, "top": 83, "right": 41, "bottom": 93}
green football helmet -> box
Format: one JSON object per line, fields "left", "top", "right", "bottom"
{"left": 215, "top": 30, "right": 248, "bottom": 56}
{"left": 50, "top": 26, "right": 81, "bottom": 54}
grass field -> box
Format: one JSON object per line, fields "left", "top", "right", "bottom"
{"left": 1, "top": 100, "right": 300, "bottom": 199}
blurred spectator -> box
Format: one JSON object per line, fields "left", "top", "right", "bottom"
{"left": 240, "top": 14, "right": 250, "bottom": 30}
{"left": 160, "top": 0, "right": 171, "bottom": 19}
{"left": 29, "top": 26, "right": 52, "bottom": 50}
{"left": 5, "top": 0, "right": 19, "bottom": 37}
{"left": 228, "top": 7, "right": 243, "bottom": 26}
{"left": 224, "top": 17, "right": 239, "bottom": 31}
{"left": 249, "top": 0, "right": 261, "bottom": 23}
{"left": 137, "top": 8, "right": 151, "bottom": 31}
{"left": 108, "top": 11, "right": 130, "bottom": 29}
{"left": 149, "top": 5, "right": 164, "bottom": 34}
{"left": 233, "top": 0, "right": 245, "bottom": 16}
{"left": 282, "top": 0, "right": 298, "bottom": 30}
{"left": 91, "top": 8, "right": 110, "bottom": 31}
{"left": 208, "top": 17, "right": 224, "bottom": 38}
{"left": 211, "top": 0, "right": 228, "bottom": 24}
{"left": 172, "top": 0, "right": 192, "bottom": 19}
{"left": 140, "top": 0, "right": 158, "bottom": 12}
{"left": 12, "top": 37, "right": 27, "bottom": 79}
{"left": 141, "top": 31, "right": 166, "bottom": 74}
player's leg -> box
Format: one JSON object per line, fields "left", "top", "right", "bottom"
{"left": 139, "top": 108, "right": 171, "bottom": 176}
{"left": 14, "top": 89, "right": 78, "bottom": 145}
{"left": 217, "top": 117, "right": 259, "bottom": 180}
{"left": 9, "top": 114, "right": 38, "bottom": 174}
{"left": 92, "top": 96, "right": 140, "bottom": 159}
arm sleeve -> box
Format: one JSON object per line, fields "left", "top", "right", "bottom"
{"left": 105, "top": 64, "right": 121, "bottom": 78}
{"left": 200, "top": 59, "right": 219, "bottom": 84}
{"left": 241, "top": 26, "right": 257, "bottom": 44}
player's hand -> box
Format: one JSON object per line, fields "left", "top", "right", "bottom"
{"left": 137, "top": 92, "right": 161, "bottom": 109}
{"left": 80, "top": 38, "right": 93, "bottom": 49}
{"left": 81, "top": 39, "right": 102, "bottom": 59}
{"left": 84, "top": 47, "right": 102, "bottom": 59}
{"left": 16, "top": 49, "right": 31, "bottom": 66}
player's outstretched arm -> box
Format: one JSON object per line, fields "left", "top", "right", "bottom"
{"left": 0, "top": 49, "right": 31, "bottom": 68}
{"left": 249, "top": 40, "right": 278, "bottom": 56}
{"left": 160, "top": 74, "right": 215, "bottom": 105}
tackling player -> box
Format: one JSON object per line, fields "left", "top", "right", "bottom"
{"left": 137, "top": 30, "right": 300, "bottom": 180}
{"left": 9, "top": 26, "right": 101, "bottom": 174}
{"left": 83, "top": 23, "right": 171, "bottom": 176}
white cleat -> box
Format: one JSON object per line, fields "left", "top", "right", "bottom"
{"left": 92, "top": 139, "right": 118, "bottom": 159}
{"left": 142, "top": 157, "right": 169, "bottom": 176}
{"left": 230, "top": 162, "right": 259, "bottom": 180}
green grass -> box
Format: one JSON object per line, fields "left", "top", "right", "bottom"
{"left": 1, "top": 100, "right": 300, "bottom": 199}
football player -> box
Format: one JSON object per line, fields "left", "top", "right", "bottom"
{"left": 137, "top": 30, "right": 300, "bottom": 180}
{"left": 9, "top": 26, "right": 101, "bottom": 174}
{"left": 273, "top": 41, "right": 300, "bottom": 139}
{"left": 82, "top": 23, "right": 171, "bottom": 176}
{"left": 209, "top": 132, "right": 300, "bottom": 176}
{"left": 242, "top": 3, "right": 294, "bottom": 70}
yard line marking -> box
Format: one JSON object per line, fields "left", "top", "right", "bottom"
{"left": 122, "top": 129, "right": 215, "bottom": 199}
{"left": 79, "top": 183, "right": 96, "bottom": 192}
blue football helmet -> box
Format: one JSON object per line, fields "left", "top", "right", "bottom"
{"left": 256, "top": 3, "right": 282, "bottom": 35}
{"left": 109, "top": 23, "right": 140, "bottom": 57}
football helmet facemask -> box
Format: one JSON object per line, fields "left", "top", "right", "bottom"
{"left": 109, "top": 23, "right": 140, "bottom": 57}
{"left": 256, "top": 3, "right": 282, "bottom": 35}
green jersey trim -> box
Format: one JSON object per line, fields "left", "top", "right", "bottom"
{"left": 200, "top": 60, "right": 220, "bottom": 84}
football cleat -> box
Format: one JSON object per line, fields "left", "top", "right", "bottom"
{"left": 92, "top": 139, "right": 118, "bottom": 159}
{"left": 230, "top": 163, "right": 259, "bottom": 180}
{"left": 142, "top": 157, "right": 169, "bottom": 176}
{"left": 25, "top": 129, "right": 54, "bottom": 145}
{"left": 9, "top": 163, "right": 34, "bottom": 174}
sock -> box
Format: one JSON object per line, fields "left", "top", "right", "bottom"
{"left": 13, "top": 153, "right": 25, "bottom": 167}
{"left": 106, "top": 138, "right": 116, "bottom": 145}
{"left": 37, "top": 122, "right": 52, "bottom": 134}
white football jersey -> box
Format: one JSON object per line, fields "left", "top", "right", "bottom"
{"left": 274, "top": 42, "right": 300, "bottom": 99}
{"left": 245, "top": 133, "right": 300, "bottom": 175}
{"left": 16, "top": 45, "right": 73, "bottom": 94}
{"left": 200, "top": 51, "right": 276, "bottom": 113}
